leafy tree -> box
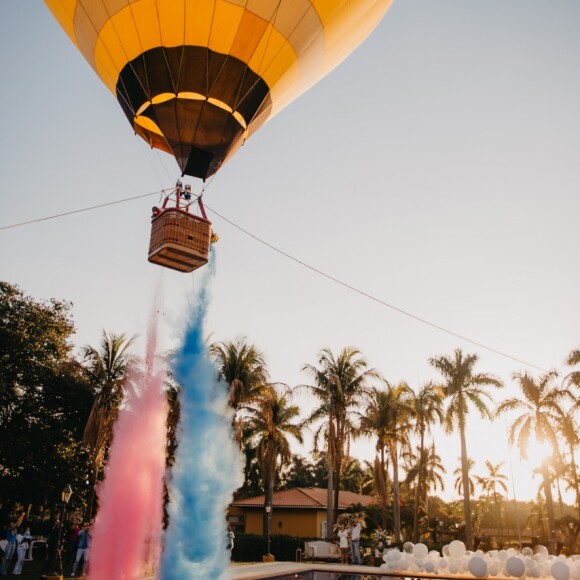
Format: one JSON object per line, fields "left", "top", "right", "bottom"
{"left": 0, "top": 281, "right": 93, "bottom": 519}
{"left": 497, "top": 370, "right": 572, "bottom": 553}
{"left": 430, "top": 348, "right": 502, "bottom": 549}
{"left": 302, "top": 346, "right": 380, "bottom": 535}
{"left": 279, "top": 455, "right": 318, "bottom": 489}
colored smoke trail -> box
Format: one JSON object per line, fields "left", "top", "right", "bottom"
{"left": 89, "top": 309, "right": 168, "bottom": 580}
{"left": 160, "top": 267, "right": 243, "bottom": 580}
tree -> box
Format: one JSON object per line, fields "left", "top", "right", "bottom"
{"left": 302, "top": 346, "right": 380, "bottom": 535}
{"left": 209, "top": 337, "right": 268, "bottom": 414}
{"left": 558, "top": 409, "right": 580, "bottom": 520}
{"left": 243, "top": 384, "right": 303, "bottom": 538}
{"left": 409, "top": 382, "right": 444, "bottom": 541}
{"left": 476, "top": 460, "right": 508, "bottom": 543}
{"left": 0, "top": 282, "right": 93, "bottom": 519}
{"left": 81, "top": 330, "right": 137, "bottom": 518}
{"left": 359, "top": 381, "right": 414, "bottom": 542}
{"left": 454, "top": 458, "right": 476, "bottom": 498}
{"left": 430, "top": 348, "right": 502, "bottom": 550}
{"left": 208, "top": 337, "right": 269, "bottom": 496}
{"left": 405, "top": 442, "right": 446, "bottom": 525}
{"left": 279, "top": 455, "right": 318, "bottom": 489}
{"left": 496, "top": 370, "right": 572, "bottom": 553}
{"left": 341, "top": 457, "right": 366, "bottom": 494}
{"left": 565, "top": 347, "right": 580, "bottom": 388}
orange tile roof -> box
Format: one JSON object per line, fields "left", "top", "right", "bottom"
{"left": 231, "top": 487, "right": 377, "bottom": 510}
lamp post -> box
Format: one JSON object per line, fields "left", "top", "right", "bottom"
{"left": 48, "top": 484, "right": 73, "bottom": 577}
{"left": 265, "top": 505, "right": 272, "bottom": 556}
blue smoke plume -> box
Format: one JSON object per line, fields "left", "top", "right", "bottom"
{"left": 159, "top": 262, "right": 243, "bottom": 579}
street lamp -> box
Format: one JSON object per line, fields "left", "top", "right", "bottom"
{"left": 48, "top": 484, "right": 73, "bottom": 576}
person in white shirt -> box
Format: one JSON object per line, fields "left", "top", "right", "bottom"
{"left": 11, "top": 531, "right": 29, "bottom": 575}
{"left": 337, "top": 523, "right": 349, "bottom": 564}
{"left": 349, "top": 518, "right": 362, "bottom": 565}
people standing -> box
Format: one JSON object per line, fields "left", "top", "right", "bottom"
{"left": 337, "top": 523, "right": 349, "bottom": 564}
{"left": 226, "top": 526, "right": 235, "bottom": 559}
{"left": 11, "top": 529, "right": 29, "bottom": 575}
{"left": 66, "top": 523, "right": 80, "bottom": 565}
{"left": 349, "top": 517, "right": 362, "bottom": 565}
{"left": 44, "top": 518, "right": 63, "bottom": 576}
{"left": 1, "top": 520, "right": 18, "bottom": 576}
{"left": 71, "top": 522, "right": 90, "bottom": 577}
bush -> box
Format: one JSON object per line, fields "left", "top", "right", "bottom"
{"left": 232, "top": 533, "right": 318, "bottom": 562}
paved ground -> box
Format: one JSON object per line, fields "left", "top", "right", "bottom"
{"left": 230, "top": 560, "right": 383, "bottom": 579}
{"left": 5, "top": 559, "right": 381, "bottom": 579}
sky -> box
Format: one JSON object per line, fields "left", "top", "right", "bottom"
{"left": 1, "top": 1, "right": 579, "bottom": 507}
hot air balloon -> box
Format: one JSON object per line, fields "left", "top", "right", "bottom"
{"left": 44, "top": 0, "right": 393, "bottom": 271}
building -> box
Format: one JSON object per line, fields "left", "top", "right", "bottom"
{"left": 228, "top": 487, "right": 378, "bottom": 538}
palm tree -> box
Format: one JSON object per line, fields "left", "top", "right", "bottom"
{"left": 558, "top": 409, "right": 580, "bottom": 519}
{"left": 496, "top": 370, "right": 572, "bottom": 553}
{"left": 209, "top": 337, "right": 268, "bottom": 415}
{"left": 409, "top": 382, "right": 444, "bottom": 541}
{"left": 358, "top": 381, "right": 414, "bottom": 542}
{"left": 209, "top": 337, "right": 268, "bottom": 492}
{"left": 454, "top": 458, "right": 476, "bottom": 498}
{"left": 302, "top": 346, "right": 380, "bottom": 534}
{"left": 357, "top": 386, "right": 391, "bottom": 529}
{"left": 82, "top": 330, "right": 137, "bottom": 518}
{"left": 565, "top": 347, "right": 580, "bottom": 388}
{"left": 405, "top": 442, "right": 446, "bottom": 522}
{"left": 527, "top": 494, "right": 549, "bottom": 543}
{"left": 341, "top": 457, "right": 366, "bottom": 494}
{"left": 243, "top": 384, "right": 303, "bottom": 542}
{"left": 429, "top": 348, "right": 502, "bottom": 550}
{"left": 476, "top": 460, "right": 508, "bottom": 543}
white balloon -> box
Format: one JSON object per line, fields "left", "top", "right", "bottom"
{"left": 443, "top": 544, "right": 451, "bottom": 557}
{"left": 522, "top": 547, "right": 533, "bottom": 557}
{"left": 505, "top": 556, "right": 525, "bottom": 577}
{"left": 449, "top": 562, "right": 459, "bottom": 574}
{"left": 449, "top": 540, "right": 467, "bottom": 560}
{"left": 498, "top": 550, "right": 509, "bottom": 562}
{"left": 414, "top": 543, "right": 429, "bottom": 560}
{"left": 425, "top": 561, "right": 436, "bottom": 573}
{"left": 403, "top": 541, "right": 414, "bottom": 554}
{"left": 439, "top": 557, "right": 449, "bottom": 569}
{"left": 551, "top": 561, "right": 570, "bottom": 580}
{"left": 468, "top": 555, "right": 488, "bottom": 578}
{"left": 387, "top": 549, "right": 402, "bottom": 562}
{"left": 488, "top": 564, "right": 498, "bottom": 576}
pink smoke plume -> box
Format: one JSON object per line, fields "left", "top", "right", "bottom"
{"left": 88, "top": 310, "right": 168, "bottom": 580}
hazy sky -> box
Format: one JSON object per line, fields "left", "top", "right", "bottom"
{"left": 1, "top": 1, "right": 579, "bottom": 505}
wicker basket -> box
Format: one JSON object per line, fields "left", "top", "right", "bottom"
{"left": 148, "top": 208, "right": 211, "bottom": 273}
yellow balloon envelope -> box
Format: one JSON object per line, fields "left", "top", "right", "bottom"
{"left": 45, "top": 0, "right": 393, "bottom": 179}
